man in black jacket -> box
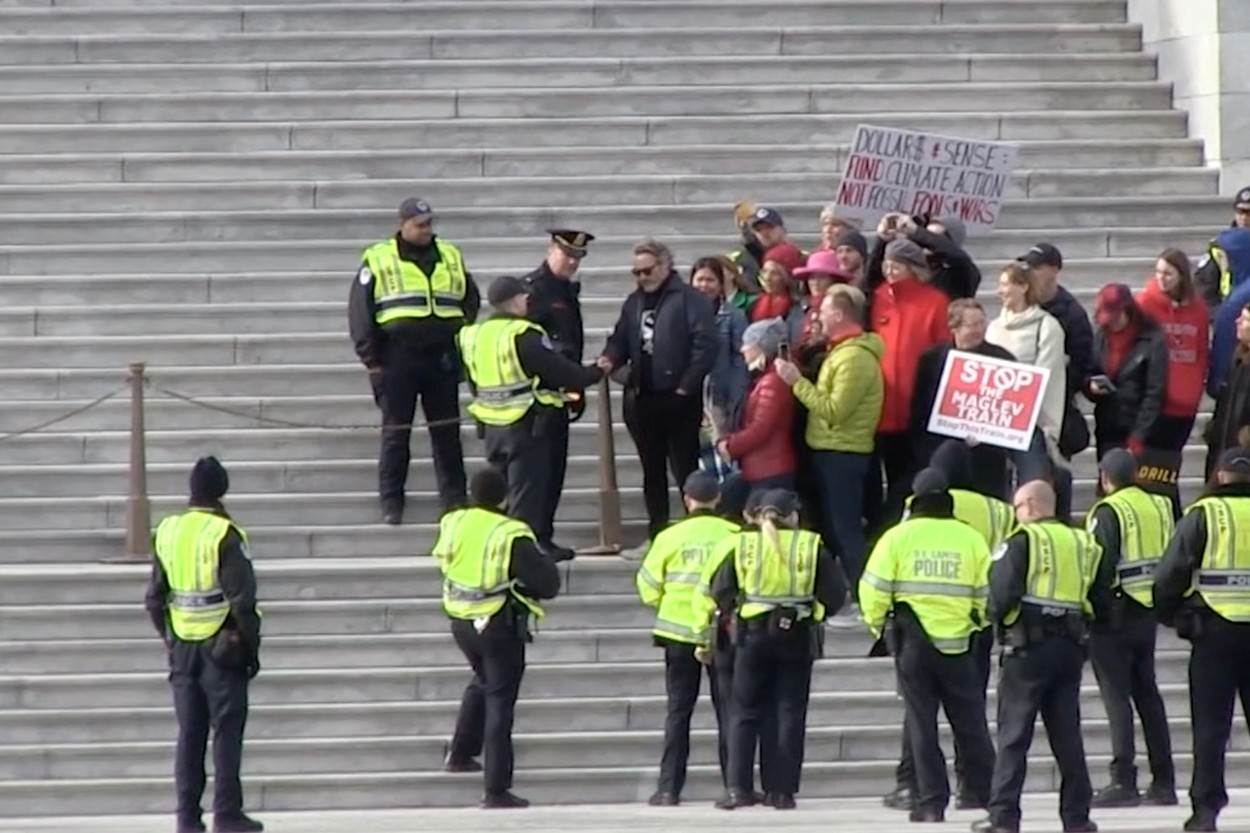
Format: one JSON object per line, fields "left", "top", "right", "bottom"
{"left": 146, "top": 458, "right": 262, "bottom": 833}
{"left": 909, "top": 299, "right": 1014, "bottom": 499}
{"left": 599, "top": 239, "right": 717, "bottom": 541}
{"left": 524, "top": 229, "right": 594, "bottom": 557}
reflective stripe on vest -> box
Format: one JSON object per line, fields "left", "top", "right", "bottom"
{"left": 458, "top": 317, "right": 564, "bottom": 426}
{"left": 154, "top": 510, "right": 243, "bottom": 642}
{"left": 364, "top": 238, "right": 467, "bottom": 323}
{"left": 1087, "top": 486, "right": 1173, "bottom": 608}
{"left": 734, "top": 529, "right": 822, "bottom": 621}
{"left": 639, "top": 514, "right": 740, "bottom": 645}
{"left": 1006, "top": 521, "right": 1101, "bottom": 624}
{"left": 1193, "top": 497, "right": 1250, "bottom": 622}
{"left": 433, "top": 506, "right": 543, "bottom": 621}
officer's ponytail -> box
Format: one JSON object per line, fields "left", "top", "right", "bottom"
{"left": 755, "top": 489, "right": 802, "bottom": 557}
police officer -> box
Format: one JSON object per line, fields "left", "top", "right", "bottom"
{"left": 862, "top": 468, "right": 996, "bottom": 822}
{"left": 349, "top": 198, "right": 478, "bottom": 525}
{"left": 695, "top": 489, "right": 776, "bottom": 802}
{"left": 708, "top": 489, "right": 846, "bottom": 810}
{"left": 973, "top": 480, "right": 1112, "bottom": 833}
{"left": 524, "top": 229, "right": 595, "bottom": 558}
{"left": 887, "top": 442, "right": 1013, "bottom": 812}
{"left": 636, "top": 471, "right": 740, "bottom": 806}
{"left": 458, "top": 276, "right": 602, "bottom": 561}
{"left": 1085, "top": 449, "right": 1177, "bottom": 808}
{"left": 434, "top": 468, "right": 561, "bottom": 809}
{"left": 144, "top": 457, "right": 262, "bottom": 833}
{"left": 1153, "top": 446, "right": 1250, "bottom": 833}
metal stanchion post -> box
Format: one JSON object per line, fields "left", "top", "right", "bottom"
{"left": 580, "top": 376, "right": 622, "bottom": 555}
{"left": 110, "top": 362, "right": 151, "bottom": 563}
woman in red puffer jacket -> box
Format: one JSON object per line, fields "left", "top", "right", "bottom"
{"left": 717, "top": 317, "right": 796, "bottom": 494}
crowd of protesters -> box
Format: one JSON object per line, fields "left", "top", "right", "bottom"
{"left": 606, "top": 191, "right": 1250, "bottom": 597}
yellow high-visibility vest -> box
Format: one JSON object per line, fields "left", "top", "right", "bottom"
{"left": 458, "top": 317, "right": 564, "bottom": 426}
{"left": 1189, "top": 496, "right": 1250, "bottom": 623}
{"left": 859, "top": 516, "right": 990, "bottom": 654}
{"left": 637, "top": 514, "right": 741, "bottom": 644}
{"left": 733, "top": 528, "right": 824, "bottom": 622}
{"left": 364, "top": 237, "right": 467, "bottom": 323}
{"left": 153, "top": 509, "right": 246, "bottom": 642}
{"left": 1087, "top": 486, "right": 1173, "bottom": 607}
{"left": 432, "top": 506, "right": 544, "bottom": 621}
{"left": 1003, "top": 521, "right": 1102, "bottom": 625}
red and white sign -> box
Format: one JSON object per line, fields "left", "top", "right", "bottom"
{"left": 928, "top": 351, "right": 1050, "bottom": 452}
{"left": 834, "top": 124, "right": 1019, "bottom": 232}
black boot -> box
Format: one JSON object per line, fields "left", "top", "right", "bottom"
{"left": 212, "top": 814, "right": 263, "bottom": 833}
{"left": 770, "top": 792, "right": 796, "bottom": 810}
{"left": 1063, "top": 821, "right": 1098, "bottom": 833}
{"left": 884, "top": 785, "right": 917, "bottom": 811}
{"left": 1091, "top": 782, "right": 1140, "bottom": 808}
{"left": 481, "top": 791, "right": 530, "bottom": 809}
{"left": 381, "top": 497, "right": 404, "bottom": 525}
{"left": 177, "top": 815, "right": 206, "bottom": 833}
{"left": 1184, "top": 811, "right": 1218, "bottom": 832}
{"left": 647, "top": 791, "right": 678, "bottom": 807}
{"left": 1144, "top": 782, "right": 1178, "bottom": 806}
{"left": 714, "top": 789, "right": 755, "bottom": 810}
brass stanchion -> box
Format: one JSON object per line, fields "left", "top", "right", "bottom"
{"left": 108, "top": 362, "right": 151, "bottom": 563}
{"left": 579, "top": 376, "right": 622, "bottom": 555}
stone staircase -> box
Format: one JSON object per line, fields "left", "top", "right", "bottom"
{"left": 0, "top": 0, "right": 1232, "bottom": 817}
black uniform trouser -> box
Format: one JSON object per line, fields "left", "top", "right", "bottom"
{"left": 988, "top": 638, "right": 1092, "bottom": 831}
{"left": 713, "top": 642, "right": 777, "bottom": 791}
{"left": 1188, "top": 618, "right": 1250, "bottom": 817}
{"left": 484, "top": 409, "right": 556, "bottom": 542}
{"left": 657, "top": 642, "right": 716, "bottom": 796}
{"left": 728, "top": 625, "right": 813, "bottom": 796}
{"left": 896, "top": 627, "right": 995, "bottom": 802}
{"left": 1089, "top": 613, "right": 1174, "bottom": 788}
{"left": 448, "top": 616, "right": 526, "bottom": 796}
{"left": 623, "top": 390, "right": 702, "bottom": 540}
{"left": 375, "top": 344, "right": 466, "bottom": 510}
{"left": 170, "top": 640, "right": 249, "bottom": 819}
{"left": 896, "top": 632, "right": 996, "bottom": 812}
{"left": 541, "top": 410, "right": 570, "bottom": 545}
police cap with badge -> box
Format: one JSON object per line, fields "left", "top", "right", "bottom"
{"left": 547, "top": 228, "right": 595, "bottom": 259}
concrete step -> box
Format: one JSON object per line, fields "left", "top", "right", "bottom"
{"left": 0, "top": 171, "right": 1218, "bottom": 216}
{"left": 0, "top": 260, "right": 1166, "bottom": 316}
{"left": 0, "top": 139, "right": 1204, "bottom": 186}
{"left": 0, "top": 597, "right": 654, "bottom": 641}
{"left": 0, "top": 716, "right": 1214, "bottom": 783}
{"left": 0, "top": 558, "right": 642, "bottom": 606}
{"left": 0, "top": 82, "right": 1174, "bottom": 126}
{"left": 0, "top": 228, "right": 1217, "bottom": 277}
{"left": 0, "top": 3, "right": 1130, "bottom": 37}
{"left": 0, "top": 202, "right": 1227, "bottom": 248}
{"left": 1, "top": 25, "right": 1143, "bottom": 66}
{"left": 0, "top": 682, "right": 1195, "bottom": 747}
{"left": 0, "top": 111, "right": 1188, "bottom": 155}
{"left": 0, "top": 53, "right": 1159, "bottom": 95}
{"left": 0, "top": 455, "right": 647, "bottom": 499}
{"left": 0, "top": 749, "right": 1237, "bottom": 816}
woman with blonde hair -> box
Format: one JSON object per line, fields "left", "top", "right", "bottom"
{"left": 706, "top": 489, "right": 846, "bottom": 811}
{"left": 985, "top": 262, "right": 1071, "bottom": 515}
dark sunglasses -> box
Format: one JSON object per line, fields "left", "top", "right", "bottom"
{"left": 632, "top": 264, "right": 659, "bottom": 278}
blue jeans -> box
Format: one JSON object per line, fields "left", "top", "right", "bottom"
{"left": 811, "top": 451, "right": 870, "bottom": 591}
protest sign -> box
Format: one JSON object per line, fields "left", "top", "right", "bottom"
{"left": 927, "top": 350, "right": 1050, "bottom": 452}
{"left": 834, "top": 125, "right": 1019, "bottom": 232}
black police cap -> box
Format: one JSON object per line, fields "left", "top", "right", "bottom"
{"left": 547, "top": 228, "right": 595, "bottom": 258}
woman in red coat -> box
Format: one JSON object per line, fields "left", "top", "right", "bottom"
{"left": 716, "top": 317, "right": 797, "bottom": 496}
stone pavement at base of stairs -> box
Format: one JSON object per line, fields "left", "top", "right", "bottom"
{"left": 1, "top": 794, "right": 1244, "bottom": 833}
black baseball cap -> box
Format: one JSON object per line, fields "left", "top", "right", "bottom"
{"left": 750, "top": 206, "right": 785, "bottom": 228}
{"left": 398, "top": 198, "right": 433, "bottom": 222}
{"left": 487, "top": 275, "right": 530, "bottom": 307}
{"left": 1236, "top": 187, "right": 1250, "bottom": 211}
{"left": 1019, "top": 242, "right": 1063, "bottom": 270}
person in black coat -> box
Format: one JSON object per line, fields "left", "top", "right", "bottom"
{"left": 599, "top": 239, "right": 717, "bottom": 541}
{"left": 865, "top": 214, "right": 981, "bottom": 302}
{"left": 1204, "top": 302, "right": 1250, "bottom": 478}
{"left": 1088, "top": 284, "right": 1169, "bottom": 460}
{"left": 909, "top": 299, "right": 1015, "bottom": 499}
